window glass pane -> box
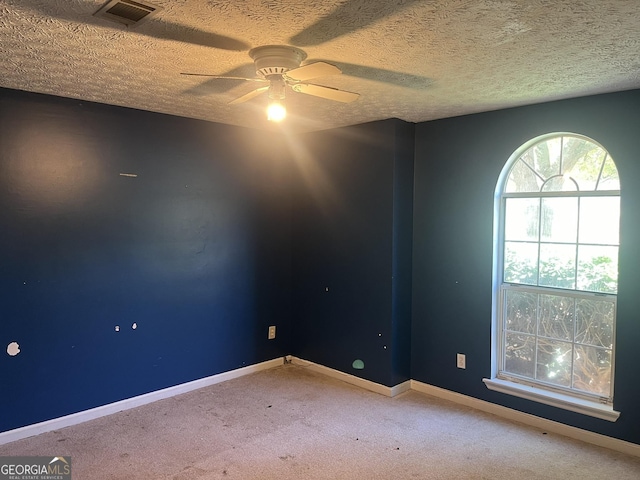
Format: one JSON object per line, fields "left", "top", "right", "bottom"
{"left": 563, "top": 138, "right": 607, "bottom": 191}
{"left": 505, "top": 198, "right": 539, "bottom": 241}
{"left": 573, "top": 345, "right": 611, "bottom": 397}
{"left": 577, "top": 245, "right": 618, "bottom": 293}
{"left": 541, "top": 197, "right": 578, "bottom": 243}
{"left": 504, "top": 333, "right": 535, "bottom": 377}
{"left": 579, "top": 197, "right": 620, "bottom": 245}
{"left": 539, "top": 294, "right": 574, "bottom": 341}
{"left": 575, "top": 298, "right": 614, "bottom": 348}
{"left": 561, "top": 136, "right": 590, "bottom": 171}
{"left": 539, "top": 243, "right": 576, "bottom": 289}
{"left": 523, "top": 137, "right": 561, "bottom": 179}
{"left": 505, "top": 159, "right": 543, "bottom": 193}
{"left": 504, "top": 242, "right": 538, "bottom": 284}
{"left": 597, "top": 155, "right": 620, "bottom": 191}
{"left": 505, "top": 290, "right": 537, "bottom": 334}
{"left": 536, "top": 338, "right": 572, "bottom": 387}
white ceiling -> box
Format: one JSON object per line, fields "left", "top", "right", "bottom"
{"left": 2, "top": 0, "right": 639, "bottom": 132}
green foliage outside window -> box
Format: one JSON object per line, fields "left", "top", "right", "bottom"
{"left": 504, "top": 251, "right": 618, "bottom": 294}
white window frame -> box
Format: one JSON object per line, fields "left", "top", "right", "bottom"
{"left": 483, "top": 133, "right": 621, "bottom": 422}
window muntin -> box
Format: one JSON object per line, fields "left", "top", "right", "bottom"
{"left": 497, "top": 134, "right": 619, "bottom": 404}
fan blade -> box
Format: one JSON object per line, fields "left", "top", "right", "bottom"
{"left": 181, "top": 73, "right": 266, "bottom": 82}
{"left": 228, "top": 86, "right": 269, "bottom": 105}
{"left": 291, "top": 84, "right": 359, "bottom": 103}
{"left": 285, "top": 62, "right": 341, "bottom": 82}
{"left": 181, "top": 64, "right": 261, "bottom": 96}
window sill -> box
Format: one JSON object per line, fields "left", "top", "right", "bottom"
{"left": 482, "top": 378, "right": 620, "bottom": 422}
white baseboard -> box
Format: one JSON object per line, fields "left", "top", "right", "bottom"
{"left": 290, "top": 356, "right": 410, "bottom": 397}
{"left": 411, "top": 380, "right": 640, "bottom": 458}
{"left": 391, "top": 380, "right": 412, "bottom": 397}
{"left": 0, "top": 357, "right": 284, "bottom": 446}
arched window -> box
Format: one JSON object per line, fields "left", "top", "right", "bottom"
{"left": 485, "top": 133, "right": 620, "bottom": 421}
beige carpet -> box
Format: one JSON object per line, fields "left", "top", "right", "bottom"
{"left": 1, "top": 364, "right": 639, "bottom": 479}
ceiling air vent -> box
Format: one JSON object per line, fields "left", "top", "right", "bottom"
{"left": 93, "top": 0, "right": 162, "bottom": 27}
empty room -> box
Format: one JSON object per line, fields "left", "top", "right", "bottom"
{"left": 1, "top": 1, "right": 640, "bottom": 478}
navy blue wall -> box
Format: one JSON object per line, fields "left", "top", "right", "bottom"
{"left": 412, "top": 89, "right": 640, "bottom": 444}
{"left": 291, "top": 119, "right": 413, "bottom": 387}
{"left": 0, "top": 88, "right": 292, "bottom": 432}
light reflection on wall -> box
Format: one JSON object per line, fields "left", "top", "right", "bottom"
{"left": 281, "top": 128, "right": 345, "bottom": 218}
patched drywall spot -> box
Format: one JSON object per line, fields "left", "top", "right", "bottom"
{"left": 352, "top": 359, "right": 365, "bottom": 370}
{"left": 119, "top": 173, "right": 138, "bottom": 177}
{"left": 132, "top": 323, "right": 137, "bottom": 330}
{"left": 7, "top": 342, "right": 20, "bottom": 356}
{"left": 115, "top": 325, "right": 120, "bottom": 332}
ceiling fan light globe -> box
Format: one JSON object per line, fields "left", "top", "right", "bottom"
{"left": 267, "top": 102, "right": 286, "bottom": 122}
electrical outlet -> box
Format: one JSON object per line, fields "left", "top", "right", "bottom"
{"left": 457, "top": 353, "right": 466, "bottom": 369}
{"left": 268, "top": 325, "right": 276, "bottom": 340}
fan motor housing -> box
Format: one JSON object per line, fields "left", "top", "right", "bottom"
{"left": 249, "top": 45, "right": 307, "bottom": 78}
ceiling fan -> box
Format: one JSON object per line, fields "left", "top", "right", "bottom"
{"left": 181, "top": 45, "right": 359, "bottom": 122}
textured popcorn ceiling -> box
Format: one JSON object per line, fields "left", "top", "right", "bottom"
{"left": 1, "top": 0, "right": 639, "bottom": 132}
